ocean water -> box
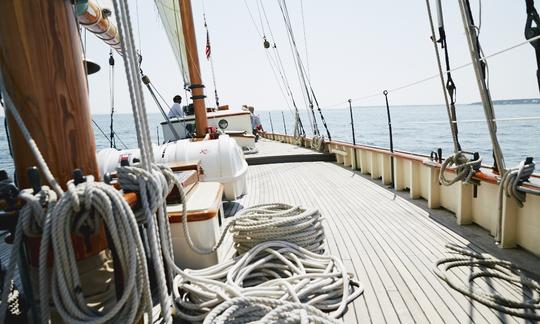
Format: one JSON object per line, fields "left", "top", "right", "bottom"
{"left": 1, "top": 104, "right": 539, "bottom": 178}
{"left": 260, "top": 104, "right": 540, "bottom": 170}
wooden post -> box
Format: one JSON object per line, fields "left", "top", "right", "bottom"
{"left": 0, "top": 0, "right": 99, "bottom": 188}
{"left": 179, "top": 0, "right": 209, "bottom": 136}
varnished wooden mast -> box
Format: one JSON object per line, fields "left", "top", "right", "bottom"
{"left": 0, "top": 0, "right": 99, "bottom": 189}
{"left": 179, "top": 0, "right": 209, "bottom": 136}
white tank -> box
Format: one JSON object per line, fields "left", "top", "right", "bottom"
{"left": 96, "top": 135, "right": 248, "bottom": 200}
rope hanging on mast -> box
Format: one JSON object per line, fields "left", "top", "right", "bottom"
{"left": 525, "top": 0, "right": 540, "bottom": 94}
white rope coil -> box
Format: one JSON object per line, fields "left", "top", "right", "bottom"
{"left": 311, "top": 135, "right": 324, "bottom": 151}
{"left": 158, "top": 167, "right": 326, "bottom": 256}
{"left": 496, "top": 159, "right": 536, "bottom": 242}
{"left": 439, "top": 152, "right": 482, "bottom": 186}
{"left": 45, "top": 177, "right": 152, "bottom": 324}
{"left": 171, "top": 241, "right": 362, "bottom": 322}
{"left": 116, "top": 165, "right": 175, "bottom": 323}
{"left": 435, "top": 243, "right": 540, "bottom": 320}
{"left": 0, "top": 188, "right": 53, "bottom": 324}
{"left": 203, "top": 297, "right": 342, "bottom": 324}
{"left": 123, "top": 164, "right": 361, "bottom": 322}
{"left": 230, "top": 203, "right": 325, "bottom": 255}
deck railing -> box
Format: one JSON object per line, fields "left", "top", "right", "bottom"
{"left": 263, "top": 132, "right": 540, "bottom": 258}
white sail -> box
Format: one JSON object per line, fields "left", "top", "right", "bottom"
{"left": 154, "top": 0, "right": 191, "bottom": 87}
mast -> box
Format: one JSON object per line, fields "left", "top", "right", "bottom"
{"left": 0, "top": 0, "right": 99, "bottom": 188}
{"left": 179, "top": 0, "right": 209, "bottom": 136}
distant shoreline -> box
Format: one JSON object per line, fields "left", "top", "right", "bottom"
{"left": 469, "top": 98, "right": 540, "bottom": 105}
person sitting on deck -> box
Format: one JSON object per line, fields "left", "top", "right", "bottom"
{"left": 168, "top": 95, "right": 184, "bottom": 118}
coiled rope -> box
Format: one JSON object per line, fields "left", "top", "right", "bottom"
{"left": 1, "top": 65, "right": 153, "bottom": 323}
{"left": 495, "top": 159, "right": 536, "bottom": 242}
{"left": 439, "top": 152, "right": 482, "bottom": 186}
{"left": 435, "top": 243, "right": 540, "bottom": 320}
{"left": 171, "top": 241, "right": 362, "bottom": 322}
{"left": 119, "top": 164, "right": 362, "bottom": 322}
{"left": 154, "top": 167, "right": 327, "bottom": 256}
{"left": 203, "top": 297, "right": 341, "bottom": 324}
{"left": 311, "top": 135, "right": 324, "bottom": 152}
{"left": 46, "top": 177, "right": 152, "bottom": 324}
{"left": 1, "top": 177, "right": 153, "bottom": 324}
{"left": 0, "top": 188, "right": 53, "bottom": 324}
{"left": 228, "top": 203, "right": 325, "bottom": 255}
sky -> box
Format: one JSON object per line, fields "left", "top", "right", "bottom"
{"left": 80, "top": 0, "right": 539, "bottom": 115}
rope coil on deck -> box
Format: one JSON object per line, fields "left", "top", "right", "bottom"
{"left": 171, "top": 241, "right": 362, "bottom": 322}
{"left": 158, "top": 167, "right": 326, "bottom": 256}
{"left": 126, "top": 165, "right": 363, "bottom": 322}
{"left": 228, "top": 203, "right": 326, "bottom": 255}
{"left": 203, "top": 297, "right": 342, "bottom": 324}
{"left": 439, "top": 152, "right": 481, "bottom": 186}
{"left": 434, "top": 243, "right": 540, "bottom": 320}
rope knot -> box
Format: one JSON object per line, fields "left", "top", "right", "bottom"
{"left": 18, "top": 187, "right": 57, "bottom": 237}
{"left": 117, "top": 165, "right": 171, "bottom": 223}
{"left": 439, "top": 151, "right": 482, "bottom": 186}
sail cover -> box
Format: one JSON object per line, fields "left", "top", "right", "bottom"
{"left": 154, "top": 0, "right": 190, "bottom": 87}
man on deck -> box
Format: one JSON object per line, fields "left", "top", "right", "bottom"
{"left": 247, "top": 106, "right": 263, "bottom": 141}
{"left": 168, "top": 95, "right": 184, "bottom": 118}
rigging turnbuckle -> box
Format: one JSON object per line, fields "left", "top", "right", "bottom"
{"left": 525, "top": 0, "right": 540, "bottom": 93}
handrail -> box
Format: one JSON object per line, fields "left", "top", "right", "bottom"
{"left": 266, "top": 132, "right": 540, "bottom": 189}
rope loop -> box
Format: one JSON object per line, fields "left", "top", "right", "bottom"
{"left": 311, "top": 135, "right": 324, "bottom": 151}
{"left": 173, "top": 241, "right": 363, "bottom": 321}
{"left": 17, "top": 187, "right": 56, "bottom": 237}
{"left": 496, "top": 159, "right": 536, "bottom": 242}
{"left": 499, "top": 159, "right": 536, "bottom": 208}
{"left": 203, "top": 296, "right": 342, "bottom": 324}
{"left": 117, "top": 165, "right": 169, "bottom": 223}
{"left": 439, "top": 152, "right": 482, "bottom": 186}
{"left": 435, "top": 243, "right": 540, "bottom": 320}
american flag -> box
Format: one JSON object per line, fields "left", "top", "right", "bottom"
{"left": 205, "top": 30, "right": 211, "bottom": 60}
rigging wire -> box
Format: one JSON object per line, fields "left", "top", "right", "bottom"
{"left": 279, "top": 0, "right": 331, "bottom": 140}
{"left": 460, "top": 0, "right": 505, "bottom": 172}
{"left": 135, "top": 0, "right": 142, "bottom": 52}
{"left": 242, "top": 0, "right": 305, "bottom": 136}
{"left": 426, "top": 0, "right": 461, "bottom": 153}
{"left": 202, "top": 0, "right": 220, "bottom": 108}
{"left": 322, "top": 33, "right": 540, "bottom": 109}
{"left": 279, "top": 0, "right": 316, "bottom": 134}
{"left": 259, "top": 0, "right": 306, "bottom": 134}
{"left": 300, "top": 0, "right": 311, "bottom": 79}
{"left": 109, "top": 50, "right": 117, "bottom": 149}
{"left": 71, "top": 5, "right": 129, "bottom": 150}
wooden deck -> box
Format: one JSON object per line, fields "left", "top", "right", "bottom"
{"left": 245, "top": 138, "right": 335, "bottom": 165}
{"left": 224, "top": 161, "right": 540, "bottom": 324}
